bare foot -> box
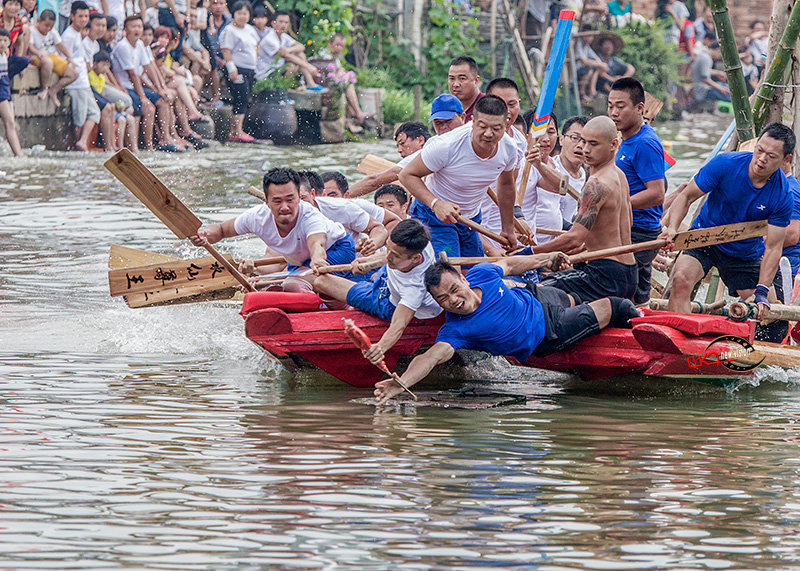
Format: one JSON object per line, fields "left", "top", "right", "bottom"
{"left": 37, "top": 87, "right": 48, "bottom": 101}
{"left": 49, "top": 90, "right": 61, "bottom": 107}
{"left": 374, "top": 379, "right": 404, "bottom": 404}
{"left": 74, "top": 141, "right": 88, "bottom": 152}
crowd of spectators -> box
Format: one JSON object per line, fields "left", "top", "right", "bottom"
{"left": 0, "top": 0, "right": 371, "bottom": 156}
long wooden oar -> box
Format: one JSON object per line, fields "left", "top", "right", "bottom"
{"left": 104, "top": 149, "right": 255, "bottom": 292}
{"left": 444, "top": 221, "right": 769, "bottom": 268}
{"left": 486, "top": 187, "right": 531, "bottom": 241}
{"left": 358, "top": 154, "right": 398, "bottom": 177}
{"left": 518, "top": 10, "right": 574, "bottom": 205}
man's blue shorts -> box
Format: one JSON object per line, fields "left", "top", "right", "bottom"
{"left": 345, "top": 265, "right": 396, "bottom": 321}
{"left": 410, "top": 200, "right": 484, "bottom": 258}
{"left": 126, "top": 87, "right": 161, "bottom": 117}
{"left": 287, "top": 235, "right": 357, "bottom": 278}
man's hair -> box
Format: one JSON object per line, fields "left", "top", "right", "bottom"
{"left": 760, "top": 122, "right": 796, "bottom": 157}
{"left": 297, "top": 169, "right": 324, "bottom": 193}
{"left": 330, "top": 31, "right": 345, "bottom": 41}
{"left": 93, "top": 50, "right": 111, "bottom": 63}
{"left": 486, "top": 77, "right": 518, "bottom": 95}
{"left": 394, "top": 121, "right": 430, "bottom": 142}
{"left": 123, "top": 13, "right": 142, "bottom": 28}
{"left": 390, "top": 219, "right": 429, "bottom": 254}
{"left": 39, "top": 8, "right": 56, "bottom": 21}
{"left": 230, "top": 0, "right": 251, "bottom": 15}
{"left": 0, "top": 28, "right": 9, "bottom": 39}
{"left": 424, "top": 261, "right": 461, "bottom": 292}
{"left": 375, "top": 183, "right": 407, "bottom": 205}
{"left": 751, "top": 19, "right": 764, "bottom": 30}
{"left": 320, "top": 171, "right": 348, "bottom": 193}
{"left": 474, "top": 94, "right": 508, "bottom": 118}
{"left": 524, "top": 108, "right": 558, "bottom": 134}
{"left": 89, "top": 11, "right": 106, "bottom": 23}
{"left": 155, "top": 25, "right": 173, "bottom": 39}
{"left": 3, "top": 0, "right": 20, "bottom": 5}
{"left": 143, "top": 23, "right": 154, "bottom": 34}
{"left": 263, "top": 167, "right": 301, "bottom": 196}
{"left": 252, "top": 4, "right": 268, "bottom": 18}
{"left": 562, "top": 115, "right": 589, "bottom": 134}
{"left": 269, "top": 9, "right": 290, "bottom": 23}
{"left": 449, "top": 55, "right": 479, "bottom": 76}
{"left": 70, "top": 0, "right": 89, "bottom": 14}
{"left": 609, "top": 77, "right": 645, "bottom": 106}
{"left": 106, "top": 15, "right": 117, "bottom": 28}
{"left": 514, "top": 114, "right": 528, "bottom": 134}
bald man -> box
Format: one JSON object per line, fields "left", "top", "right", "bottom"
{"left": 529, "top": 116, "right": 637, "bottom": 302}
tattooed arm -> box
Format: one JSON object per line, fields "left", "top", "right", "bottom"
{"left": 533, "top": 177, "right": 609, "bottom": 254}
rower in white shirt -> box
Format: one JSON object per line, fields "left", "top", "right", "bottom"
{"left": 190, "top": 167, "right": 357, "bottom": 293}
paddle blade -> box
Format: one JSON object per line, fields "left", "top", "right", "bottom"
{"left": 109, "top": 244, "right": 179, "bottom": 269}
{"left": 104, "top": 149, "right": 202, "bottom": 239}
{"left": 530, "top": 10, "right": 574, "bottom": 138}
{"left": 357, "top": 154, "right": 397, "bottom": 176}
{"left": 108, "top": 254, "right": 237, "bottom": 296}
{"left": 673, "top": 220, "right": 768, "bottom": 250}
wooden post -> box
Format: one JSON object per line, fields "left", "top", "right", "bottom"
{"left": 490, "top": 0, "right": 498, "bottom": 77}
{"left": 500, "top": 0, "right": 541, "bottom": 103}
{"left": 413, "top": 84, "right": 422, "bottom": 122}
{"left": 707, "top": 0, "right": 755, "bottom": 142}
{"left": 752, "top": 0, "right": 800, "bottom": 134}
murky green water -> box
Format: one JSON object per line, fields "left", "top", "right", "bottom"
{"left": 4, "top": 118, "right": 800, "bottom": 569}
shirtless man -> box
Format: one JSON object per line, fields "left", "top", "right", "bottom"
{"left": 400, "top": 95, "right": 521, "bottom": 257}
{"left": 534, "top": 116, "right": 637, "bottom": 302}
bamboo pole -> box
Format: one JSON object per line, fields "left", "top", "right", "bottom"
{"left": 761, "top": 0, "right": 792, "bottom": 128}
{"left": 751, "top": 0, "right": 800, "bottom": 134}
{"left": 707, "top": 0, "right": 755, "bottom": 142}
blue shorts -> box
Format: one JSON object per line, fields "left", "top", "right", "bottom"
{"left": 345, "top": 265, "right": 396, "bottom": 321}
{"left": 287, "top": 235, "right": 357, "bottom": 278}
{"left": 0, "top": 76, "right": 10, "bottom": 103}
{"left": 126, "top": 87, "right": 161, "bottom": 117}
{"left": 410, "top": 200, "right": 484, "bottom": 258}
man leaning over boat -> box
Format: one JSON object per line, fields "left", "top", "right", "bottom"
{"left": 189, "top": 167, "right": 357, "bottom": 293}
{"left": 373, "top": 257, "right": 640, "bottom": 404}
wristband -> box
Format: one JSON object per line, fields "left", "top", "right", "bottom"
{"left": 430, "top": 198, "right": 439, "bottom": 210}
{"left": 225, "top": 61, "right": 237, "bottom": 73}
{"left": 754, "top": 284, "right": 770, "bottom": 307}
{"left": 514, "top": 205, "right": 524, "bottom": 219}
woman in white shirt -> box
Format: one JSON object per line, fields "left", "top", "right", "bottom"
{"left": 218, "top": 0, "right": 258, "bottom": 142}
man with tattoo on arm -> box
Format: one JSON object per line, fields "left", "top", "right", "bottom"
{"left": 531, "top": 116, "right": 637, "bottom": 302}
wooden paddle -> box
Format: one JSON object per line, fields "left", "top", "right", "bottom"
{"left": 248, "top": 185, "right": 266, "bottom": 201}
{"left": 104, "top": 149, "right": 255, "bottom": 292}
{"left": 486, "top": 187, "right": 532, "bottom": 242}
{"left": 298, "top": 256, "right": 386, "bottom": 277}
{"left": 443, "top": 221, "right": 769, "bottom": 268}
{"left": 109, "top": 244, "right": 179, "bottom": 268}
{"left": 357, "top": 154, "right": 398, "bottom": 176}
{"left": 642, "top": 92, "right": 664, "bottom": 124}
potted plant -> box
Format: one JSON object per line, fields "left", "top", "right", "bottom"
{"left": 248, "top": 69, "right": 299, "bottom": 143}
{"left": 252, "top": 68, "right": 299, "bottom": 104}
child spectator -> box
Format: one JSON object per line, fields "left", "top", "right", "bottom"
{"left": 0, "top": 27, "right": 22, "bottom": 155}
{"left": 2, "top": 0, "right": 30, "bottom": 57}
{"left": 62, "top": 0, "right": 115, "bottom": 151}
{"left": 256, "top": 10, "right": 320, "bottom": 88}
{"left": 21, "top": 0, "right": 36, "bottom": 23}
{"left": 740, "top": 47, "right": 759, "bottom": 95}
{"left": 28, "top": 9, "right": 78, "bottom": 107}
{"left": 219, "top": 0, "right": 258, "bottom": 142}
{"left": 199, "top": 0, "right": 228, "bottom": 107}
{"left": 90, "top": 50, "right": 136, "bottom": 150}
{"left": 99, "top": 16, "right": 117, "bottom": 53}
{"left": 251, "top": 4, "right": 269, "bottom": 41}
{"left": 181, "top": 9, "right": 211, "bottom": 84}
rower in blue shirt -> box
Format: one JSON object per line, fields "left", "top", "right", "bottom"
{"left": 373, "top": 258, "right": 640, "bottom": 403}
{"left": 608, "top": 77, "right": 666, "bottom": 306}
{"left": 660, "top": 122, "right": 795, "bottom": 321}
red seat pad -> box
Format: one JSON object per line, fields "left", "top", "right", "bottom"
{"left": 631, "top": 309, "right": 755, "bottom": 342}
{"left": 240, "top": 291, "right": 324, "bottom": 316}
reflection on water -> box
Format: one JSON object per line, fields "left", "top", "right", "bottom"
{"left": 3, "top": 118, "right": 800, "bottom": 568}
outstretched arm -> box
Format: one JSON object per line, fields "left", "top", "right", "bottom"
{"left": 348, "top": 166, "right": 402, "bottom": 197}
{"left": 364, "top": 304, "right": 417, "bottom": 365}
{"left": 374, "top": 341, "right": 455, "bottom": 403}
{"left": 494, "top": 252, "right": 569, "bottom": 276}
{"left": 189, "top": 218, "right": 238, "bottom": 246}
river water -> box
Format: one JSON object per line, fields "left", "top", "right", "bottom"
{"left": 3, "top": 116, "right": 800, "bottom": 569}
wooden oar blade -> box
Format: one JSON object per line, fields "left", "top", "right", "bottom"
{"left": 109, "top": 244, "right": 179, "bottom": 269}
{"left": 643, "top": 92, "right": 663, "bottom": 123}
{"left": 104, "top": 149, "right": 202, "bottom": 239}
{"left": 108, "top": 254, "right": 236, "bottom": 296}
{"left": 124, "top": 282, "right": 239, "bottom": 308}
{"left": 673, "top": 220, "right": 768, "bottom": 250}
{"left": 357, "top": 154, "right": 397, "bottom": 176}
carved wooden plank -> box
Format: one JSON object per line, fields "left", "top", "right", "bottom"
{"left": 108, "top": 254, "right": 236, "bottom": 296}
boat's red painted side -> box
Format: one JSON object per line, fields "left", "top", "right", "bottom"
{"left": 241, "top": 295, "right": 761, "bottom": 387}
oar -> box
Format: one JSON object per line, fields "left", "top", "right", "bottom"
{"left": 486, "top": 187, "right": 532, "bottom": 242}
{"left": 642, "top": 91, "right": 664, "bottom": 124}
{"left": 248, "top": 185, "right": 266, "bottom": 201}
{"left": 729, "top": 301, "right": 800, "bottom": 322}
{"left": 456, "top": 214, "right": 512, "bottom": 248}
{"left": 537, "top": 227, "right": 565, "bottom": 237}
{"left": 109, "top": 244, "right": 179, "bottom": 268}
{"left": 298, "top": 256, "right": 386, "bottom": 277}
{"left": 357, "top": 154, "right": 398, "bottom": 176}
{"left": 517, "top": 10, "right": 574, "bottom": 205}
{"left": 443, "top": 221, "right": 769, "bottom": 268}
{"left": 104, "top": 149, "right": 255, "bottom": 292}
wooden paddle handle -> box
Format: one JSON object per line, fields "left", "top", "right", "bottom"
{"left": 253, "top": 256, "right": 286, "bottom": 267}
{"left": 456, "top": 215, "right": 511, "bottom": 247}
{"left": 517, "top": 162, "right": 533, "bottom": 206}
{"left": 729, "top": 301, "right": 800, "bottom": 322}
{"left": 537, "top": 227, "right": 565, "bottom": 237}
{"left": 486, "top": 187, "right": 529, "bottom": 238}
{"left": 202, "top": 244, "right": 256, "bottom": 291}
{"left": 569, "top": 239, "right": 666, "bottom": 265}
{"left": 312, "top": 256, "right": 386, "bottom": 276}
{"left": 248, "top": 185, "right": 266, "bottom": 201}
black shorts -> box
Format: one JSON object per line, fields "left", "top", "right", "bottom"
{"left": 527, "top": 284, "right": 601, "bottom": 357}
{"left": 681, "top": 245, "right": 760, "bottom": 296}
{"left": 540, "top": 258, "right": 637, "bottom": 303}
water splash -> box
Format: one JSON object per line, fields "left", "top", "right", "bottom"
{"left": 726, "top": 365, "right": 800, "bottom": 392}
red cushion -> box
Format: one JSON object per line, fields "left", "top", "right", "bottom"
{"left": 632, "top": 310, "right": 755, "bottom": 342}
{"left": 240, "top": 291, "right": 324, "bottom": 316}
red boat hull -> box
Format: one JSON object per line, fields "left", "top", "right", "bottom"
{"left": 241, "top": 293, "right": 763, "bottom": 388}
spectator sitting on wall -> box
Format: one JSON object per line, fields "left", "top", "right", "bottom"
{"left": 28, "top": 9, "right": 78, "bottom": 107}
{"left": 575, "top": 28, "right": 607, "bottom": 103}
{"left": 746, "top": 19, "right": 768, "bottom": 73}
{"left": 690, "top": 32, "right": 730, "bottom": 104}
{"left": 199, "top": 0, "right": 230, "bottom": 107}
{"left": 316, "top": 32, "right": 369, "bottom": 124}
{"left": 255, "top": 10, "right": 320, "bottom": 88}
{"left": 592, "top": 32, "right": 634, "bottom": 96}
{"left": 740, "top": 47, "right": 759, "bottom": 96}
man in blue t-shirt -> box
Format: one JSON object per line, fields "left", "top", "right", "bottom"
{"left": 660, "top": 122, "right": 795, "bottom": 321}
{"left": 373, "top": 257, "right": 640, "bottom": 403}
{"left": 608, "top": 78, "right": 666, "bottom": 305}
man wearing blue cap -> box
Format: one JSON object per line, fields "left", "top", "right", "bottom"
{"left": 348, "top": 94, "right": 465, "bottom": 198}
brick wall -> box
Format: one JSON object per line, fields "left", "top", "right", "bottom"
{"left": 635, "top": 0, "right": 775, "bottom": 44}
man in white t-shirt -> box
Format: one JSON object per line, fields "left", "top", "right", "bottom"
{"left": 527, "top": 115, "right": 588, "bottom": 235}
{"left": 255, "top": 10, "right": 318, "bottom": 87}
{"left": 400, "top": 95, "right": 522, "bottom": 257}
{"left": 190, "top": 167, "right": 357, "bottom": 292}
{"left": 313, "top": 219, "right": 442, "bottom": 363}
{"left": 61, "top": 0, "right": 115, "bottom": 151}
